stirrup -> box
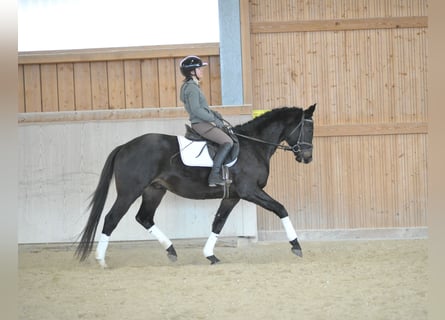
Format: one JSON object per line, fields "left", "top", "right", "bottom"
{"left": 208, "top": 177, "right": 225, "bottom": 187}
{"left": 208, "top": 170, "right": 228, "bottom": 186}
{"left": 208, "top": 175, "right": 232, "bottom": 187}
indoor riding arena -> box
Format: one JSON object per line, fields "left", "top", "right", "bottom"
{"left": 18, "top": 1, "right": 429, "bottom": 319}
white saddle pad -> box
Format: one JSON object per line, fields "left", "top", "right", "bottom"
{"left": 177, "top": 136, "right": 237, "bottom": 168}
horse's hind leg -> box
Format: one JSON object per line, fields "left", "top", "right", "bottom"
{"left": 96, "top": 194, "right": 137, "bottom": 268}
{"left": 135, "top": 186, "right": 177, "bottom": 261}
{"left": 204, "top": 197, "right": 240, "bottom": 264}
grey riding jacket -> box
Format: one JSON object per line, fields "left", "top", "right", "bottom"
{"left": 180, "top": 79, "right": 218, "bottom": 124}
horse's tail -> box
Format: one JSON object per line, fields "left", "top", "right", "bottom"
{"left": 75, "top": 146, "right": 121, "bottom": 261}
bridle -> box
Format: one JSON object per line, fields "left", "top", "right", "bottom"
{"left": 229, "top": 116, "right": 313, "bottom": 157}
{"left": 287, "top": 117, "right": 314, "bottom": 156}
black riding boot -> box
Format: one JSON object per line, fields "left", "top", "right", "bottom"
{"left": 208, "top": 143, "right": 232, "bottom": 187}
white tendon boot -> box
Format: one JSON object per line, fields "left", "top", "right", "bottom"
{"left": 203, "top": 232, "right": 220, "bottom": 264}
{"left": 148, "top": 225, "right": 176, "bottom": 262}
{"left": 281, "top": 216, "right": 302, "bottom": 257}
{"left": 281, "top": 216, "right": 297, "bottom": 241}
{"left": 95, "top": 233, "right": 109, "bottom": 268}
{"left": 148, "top": 225, "right": 172, "bottom": 250}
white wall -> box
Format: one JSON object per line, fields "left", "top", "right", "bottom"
{"left": 18, "top": 115, "right": 257, "bottom": 243}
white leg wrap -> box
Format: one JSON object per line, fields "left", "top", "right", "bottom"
{"left": 95, "top": 233, "right": 109, "bottom": 261}
{"left": 203, "top": 232, "right": 219, "bottom": 257}
{"left": 281, "top": 216, "right": 298, "bottom": 241}
{"left": 148, "top": 225, "right": 172, "bottom": 250}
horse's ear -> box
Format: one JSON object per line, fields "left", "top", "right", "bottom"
{"left": 304, "top": 103, "right": 316, "bottom": 117}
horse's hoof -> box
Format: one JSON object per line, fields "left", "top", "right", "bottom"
{"left": 206, "top": 255, "right": 220, "bottom": 265}
{"left": 290, "top": 238, "right": 303, "bottom": 257}
{"left": 167, "top": 253, "right": 177, "bottom": 262}
{"left": 166, "top": 245, "right": 177, "bottom": 262}
{"left": 168, "top": 255, "right": 177, "bottom": 262}
{"left": 291, "top": 247, "right": 303, "bottom": 257}
{"left": 96, "top": 259, "right": 108, "bottom": 269}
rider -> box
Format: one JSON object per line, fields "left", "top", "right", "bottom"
{"left": 179, "top": 55, "right": 233, "bottom": 187}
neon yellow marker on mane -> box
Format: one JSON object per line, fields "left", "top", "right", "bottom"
{"left": 252, "top": 109, "right": 270, "bottom": 118}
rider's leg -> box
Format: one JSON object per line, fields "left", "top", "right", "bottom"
{"left": 208, "top": 143, "right": 232, "bottom": 186}
{"left": 191, "top": 122, "right": 233, "bottom": 187}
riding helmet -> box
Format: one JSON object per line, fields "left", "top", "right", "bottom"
{"left": 179, "top": 55, "right": 208, "bottom": 77}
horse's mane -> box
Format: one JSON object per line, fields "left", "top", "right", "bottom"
{"left": 234, "top": 107, "right": 304, "bottom": 134}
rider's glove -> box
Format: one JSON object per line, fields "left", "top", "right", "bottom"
{"left": 213, "top": 110, "right": 223, "bottom": 120}
{"left": 214, "top": 118, "right": 225, "bottom": 128}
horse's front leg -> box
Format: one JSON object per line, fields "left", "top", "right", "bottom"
{"left": 243, "top": 189, "right": 302, "bottom": 257}
{"left": 204, "top": 198, "right": 240, "bottom": 264}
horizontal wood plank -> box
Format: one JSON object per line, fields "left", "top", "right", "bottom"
{"left": 316, "top": 122, "right": 428, "bottom": 137}
{"left": 18, "top": 43, "right": 220, "bottom": 64}
{"left": 251, "top": 16, "right": 428, "bottom": 34}
{"left": 17, "top": 105, "right": 253, "bottom": 123}
{"left": 18, "top": 109, "right": 427, "bottom": 137}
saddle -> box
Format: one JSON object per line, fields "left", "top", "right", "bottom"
{"left": 183, "top": 124, "right": 239, "bottom": 166}
{"left": 178, "top": 125, "right": 239, "bottom": 197}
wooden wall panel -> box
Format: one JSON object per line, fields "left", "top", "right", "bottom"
{"left": 40, "top": 64, "right": 58, "bottom": 112}
{"left": 18, "top": 65, "right": 25, "bottom": 113}
{"left": 258, "top": 134, "right": 428, "bottom": 231}
{"left": 74, "top": 62, "right": 92, "bottom": 110}
{"left": 141, "top": 59, "right": 160, "bottom": 107}
{"left": 57, "top": 63, "right": 75, "bottom": 111}
{"left": 174, "top": 57, "right": 184, "bottom": 107}
{"left": 158, "top": 58, "right": 177, "bottom": 107}
{"left": 251, "top": 28, "right": 427, "bottom": 126}
{"left": 124, "top": 60, "right": 142, "bottom": 108}
{"left": 18, "top": 43, "right": 222, "bottom": 112}
{"left": 23, "top": 65, "right": 41, "bottom": 112}
{"left": 248, "top": 0, "right": 428, "bottom": 235}
{"left": 249, "top": 0, "right": 427, "bottom": 22}
{"left": 107, "top": 61, "right": 125, "bottom": 109}
{"left": 90, "top": 62, "right": 109, "bottom": 110}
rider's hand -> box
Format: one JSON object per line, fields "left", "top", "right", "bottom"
{"left": 214, "top": 118, "right": 224, "bottom": 128}
{"left": 213, "top": 110, "right": 223, "bottom": 120}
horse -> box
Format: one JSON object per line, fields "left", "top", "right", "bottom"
{"left": 75, "top": 104, "right": 316, "bottom": 267}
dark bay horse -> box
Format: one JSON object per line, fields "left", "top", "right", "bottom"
{"left": 75, "top": 104, "right": 316, "bottom": 267}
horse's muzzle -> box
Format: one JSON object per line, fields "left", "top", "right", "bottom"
{"left": 295, "top": 149, "right": 313, "bottom": 164}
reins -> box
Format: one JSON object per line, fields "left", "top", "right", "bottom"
{"left": 232, "top": 131, "right": 293, "bottom": 151}
{"left": 225, "top": 116, "right": 312, "bottom": 153}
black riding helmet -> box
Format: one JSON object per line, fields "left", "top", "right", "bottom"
{"left": 179, "top": 55, "right": 208, "bottom": 78}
